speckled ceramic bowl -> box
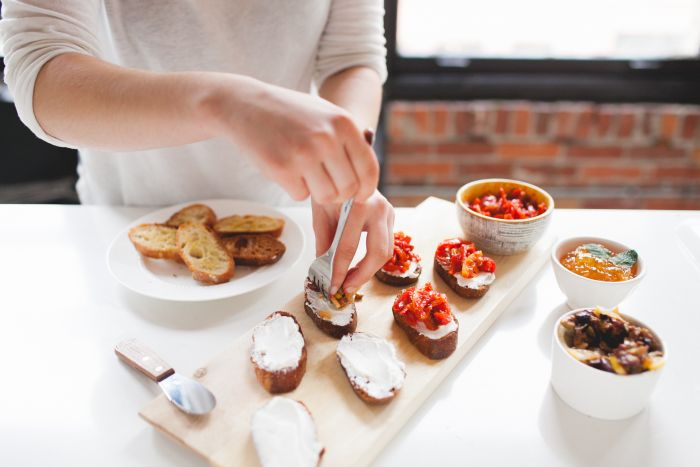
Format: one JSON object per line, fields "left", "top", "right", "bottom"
{"left": 456, "top": 178, "right": 554, "bottom": 255}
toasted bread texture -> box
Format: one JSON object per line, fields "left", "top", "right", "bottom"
{"left": 393, "top": 307, "right": 458, "bottom": 360}
{"left": 165, "top": 203, "right": 217, "bottom": 228}
{"left": 176, "top": 222, "right": 234, "bottom": 284}
{"left": 303, "top": 279, "right": 357, "bottom": 339}
{"left": 434, "top": 257, "right": 490, "bottom": 298}
{"left": 375, "top": 263, "right": 422, "bottom": 286}
{"left": 222, "top": 235, "right": 286, "bottom": 266}
{"left": 128, "top": 224, "right": 180, "bottom": 260}
{"left": 251, "top": 311, "right": 307, "bottom": 394}
{"left": 214, "top": 215, "right": 285, "bottom": 238}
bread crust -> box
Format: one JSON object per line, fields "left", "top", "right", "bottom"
{"left": 392, "top": 308, "right": 458, "bottom": 360}
{"left": 251, "top": 311, "right": 307, "bottom": 394}
{"left": 165, "top": 203, "right": 217, "bottom": 228}
{"left": 374, "top": 263, "right": 422, "bottom": 286}
{"left": 176, "top": 223, "right": 235, "bottom": 285}
{"left": 128, "top": 224, "right": 181, "bottom": 261}
{"left": 303, "top": 300, "right": 357, "bottom": 339}
{"left": 433, "top": 257, "right": 490, "bottom": 299}
{"left": 336, "top": 354, "right": 399, "bottom": 405}
{"left": 221, "top": 235, "right": 286, "bottom": 266}
{"left": 214, "top": 215, "right": 284, "bottom": 238}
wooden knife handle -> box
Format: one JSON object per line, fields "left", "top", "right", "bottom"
{"left": 114, "top": 339, "right": 175, "bottom": 382}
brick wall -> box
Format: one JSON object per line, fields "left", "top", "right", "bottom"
{"left": 384, "top": 101, "right": 700, "bottom": 209}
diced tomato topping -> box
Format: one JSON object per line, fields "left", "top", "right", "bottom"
{"left": 392, "top": 282, "right": 452, "bottom": 331}
{"left": 435, "top": 238, "right": 496, "bottom": 278}
{"left": 468, "top": 186, "right": 547, "bottom": 219}
{"left": 382, "top": 231, "right": 421, "bottom": 273}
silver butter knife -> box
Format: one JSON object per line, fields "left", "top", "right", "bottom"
{"left": 115, "top": 339, "right": 216, "bottom": 415}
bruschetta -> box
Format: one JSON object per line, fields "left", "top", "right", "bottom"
{"left": 251, "top": 397, "right": 324, "bottom": 467}
{"left": 303, "top": 278, "right": 357, "bottom": 339}
{"left": 336, "top": 332, "right": 406, "bottom": 404}
{"left": 250, "top": 311, "right": 307, "bottom": 393}
{"left": 128, "top": 223, "right": 181, "bottom": 260}
{"left": 165, "top": 203, "right": 217, "bottom": 228}
{"left": 176, "top": 222, "right": 235, "bottom": 284}
{"left": 434, "top": 238, "right": 496, "bottom": 298}
{"left": 375, "top": 231, "right": 422, "bottom": 286}
{"left": 392, "top": 282, "right": 458, "bottom": 359}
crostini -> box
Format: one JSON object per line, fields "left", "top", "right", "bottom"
{"left": 375, "top": 231, "right": 422, "bottom": 286}
{"left": 222, "top": 234, "right": 286, "bottom": 266}
{"left": 336, "top": 332, "right": 406, "bottom": 404}
{"left": 214, "top": 214, "right": 285, "bottom": 238}
{"left": 303, "top": 278, "right": 357, "bottom": 339}
{"left": 434, "top": 238, "right": 496, "bottom": 298}
{"left": 165, "top": 203, "right": 217, "bottom": 228}
{"left": 128, "top": 223, "right": 181, "bottom": 260}
{"left": 251, "top": 397, "right": 324, "bottom": 467}
{"left": 250, "top": 311, "right": 307, "bottom": 393}
{"left": 392, "top": 282, "right": 458, "bottom": 359}
{"left": 176, "top": 222, "right": 235, "bottom": 284}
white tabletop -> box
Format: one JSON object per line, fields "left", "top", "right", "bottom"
{"left": 0, "top": 204, "right": 698, "bottom": 467}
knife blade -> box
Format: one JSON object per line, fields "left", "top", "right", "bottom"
{"left": 115, "top": 339, "right": 216, "bottom": 415}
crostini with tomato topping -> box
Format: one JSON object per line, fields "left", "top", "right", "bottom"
{"left": 434, "top": 238, "right": 496, "bottom": 299}
{"left": 375, "top": 232, "right": 422, "bottom": 286}
{"left": 392, "top": 282, "right": 458, "bottom": 359}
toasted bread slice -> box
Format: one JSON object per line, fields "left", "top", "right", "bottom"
{"left": 434, "top": 257, "right": 491, "bottom": 298}
{"left": 128, "top": 224, "right": 180, "bottom": 260}
{"left": 251, "top": 311, "right": 307, "bottom": 394}
{"left": 393, "top": 307, "right": 458, "bottom": 360}
{"left": 252, "top": 397, "right": 325, "bottom": 467}
{"left": 165, "top": 203, "right": 216, "bottom": 228}
{"left": 303, "top": 279, "right": 357, "bottom": 339}
{"left": 176, "top": 222, "right": 234, "bottom": 284}
{"left": 222, "top": 235, "right": 286, "bottom": 266}
{"left": 214, "top": 215, "right": 285, "bottom": 238}
{"left": 336, "top": 332, "right": 406, "bottom": 404}
{"left": 375, "top": 262, "right": 422, "bottom": 286}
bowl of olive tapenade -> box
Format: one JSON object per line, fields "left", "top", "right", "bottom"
{"left": 550, "top": 307, "right": 666, "bottom": 420}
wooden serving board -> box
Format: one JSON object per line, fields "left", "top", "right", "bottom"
{"left": 140, "top": 197, "right": 554, "bottom": 466}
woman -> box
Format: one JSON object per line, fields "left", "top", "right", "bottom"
{"left": 0, "top": 0, "right": 393, "bottom": 294}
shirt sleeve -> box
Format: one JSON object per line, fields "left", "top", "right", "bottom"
{"left": 0, "top": 0, "right": 102, "bottom": 148}
{"left": 314, "top": 0, "right": 388, "bottom": 88}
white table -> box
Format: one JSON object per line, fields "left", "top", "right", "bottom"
{"left": 1, "top": 204, "right": 698, "bottom": 467}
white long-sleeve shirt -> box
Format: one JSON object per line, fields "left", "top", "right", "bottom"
{"left": 0, "top": 0, "right": 387, "bottom": 206}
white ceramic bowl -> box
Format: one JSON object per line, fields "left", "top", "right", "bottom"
{"left": 550, "top": 308, "right": 666, "bottom": 420}
{"left": 551, "top": 236, "right": 645, "bottom": 309}
{"left": 456, "top": 178, "right": 554, "bottom": 255}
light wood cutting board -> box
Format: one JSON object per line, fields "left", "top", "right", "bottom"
{"left": 140, "top": 197, "right": 555, "bottom": 466}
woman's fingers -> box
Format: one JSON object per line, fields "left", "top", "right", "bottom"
{"left": 322, "top": 149, "right": 360, "bottom": 201}
{"left": 329, "top": 204, "right": 364, "bottom": 295}
{"left": 337, "top": 120, "right": 379, "bottom": 203}
{"left": 342, "top": 211, "right": 392, "bottom": 294}
{"left": 311, "top": 201, "right": 336, "bottom": 256}
{"left": 302, "top": 162, "right": 338, "bottom": 205}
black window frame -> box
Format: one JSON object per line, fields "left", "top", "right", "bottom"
{"left": 384, "top": 0, "right": 700, "bottom": 103}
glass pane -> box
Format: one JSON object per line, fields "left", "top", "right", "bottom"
{"left": 397, "top": 0, "right": 700, "bottom": 60}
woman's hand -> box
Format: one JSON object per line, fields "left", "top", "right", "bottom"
{"left": 203, "top": 78, "right": 379, "bottom": 204}
{"left": 312, "top": 190, "right": 395, "bottom": 295}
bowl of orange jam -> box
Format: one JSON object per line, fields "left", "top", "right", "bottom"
{"left": 551, "top": 237, "right": 645, "bottom": 309}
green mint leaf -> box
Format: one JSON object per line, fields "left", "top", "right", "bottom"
{"left": 583, "top": 243, "right": 612, "bottom": 260}
{"left": 611, "top": 249, "right": 638, "bottom": 268}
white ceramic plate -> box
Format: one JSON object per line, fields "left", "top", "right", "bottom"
{"left": 107, "top": 199, "right": 305, "bottom": 301}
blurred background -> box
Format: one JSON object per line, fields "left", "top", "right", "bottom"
{"left": 1, "top": 0, "right": 699, "bottom": 208}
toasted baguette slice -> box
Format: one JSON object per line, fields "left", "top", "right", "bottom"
{"left": 176, "top": 222, "right": 234, "bottom": 284}
{"left": 393, "top": 307, "right": 458, "bottom": 360}
{"left": 252, "top": 397, "right": 325, "bottom": 467}
{"left": 251, "top": 311, "right": 307, "bottom": 394}
{"left": 434, "top": 257, "right": 491, "bottom": 298}
{"left": 303, "top": 279, "right": 357, "bottom": 339}
{"left": 128, "top": 224, "right": 180, "bottom": 260}
{"left": 336, "top": 332, "right": 406, "bottom": 404}
{"left": 214, "top": 215, "right": 285, "bottom": 238}
{"left": 165, "top": 203, "right": 216, "bottom": 228}
{"left": 375, "top": 262, "right": 422, "bottom": 286}
{"left": 222, "top": 235, "right": 286, "bottom": 266}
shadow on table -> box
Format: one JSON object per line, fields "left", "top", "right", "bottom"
{"left": 536, "top": 301, "right": 570, "bottom": 357}
{"left": 117, "top": 285, "right": 273, "bottom": 331}
{"left": 537, "top": 385, "right": 652, "bottom": 466}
